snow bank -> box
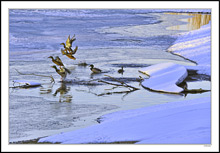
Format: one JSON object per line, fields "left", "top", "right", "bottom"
{"left": 168, "top": 21, "right": 211, "bottom": 76}
{"left": 38, "top": 96, "right": 211, "bottom": 144}
{"left": 139, "top": 62, "right": 188, "bottom": 93}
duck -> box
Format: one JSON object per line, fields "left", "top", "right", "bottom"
{"left": 61, "top": 48, "right": 68, "bottom": 55}
{"left": 60, "top": 42, "right": 73, "bottom": 51}
{"left": 69, "top": 46, "right": 78, "bottom": 55}
{"left": 89, "top": 64, "right": 102, "bottom": 73}
{"left": 60, "top": 43, "right": 68, "bottom": 50}
{"left": 61, "top": 49, "right": 76, "bottom": 60}
{"left": 60, "top": 35, "right": 75, "bottom": 49}
{"left": 65, "top": 34, "right": 76, "bottom": 49}
{"left": 51, "top": 65, "right": 71, "bottom": 81}
{"left": 48, "top": 56, "right": 64, "bottom": 67}
{"left": 61, "top": 46, "right": 78, "bottom": 55}
{"left": 118, "top": 66, "right": 124, "bottom": 74}
{"left": 55, "top": 56, "right": 63, "bottom": 64}
{"left": 65, "top": 53, "right": 76, "bottom": 60}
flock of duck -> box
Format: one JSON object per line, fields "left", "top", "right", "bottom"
{"left": 48, "top": 35, "right": 124, "bottom": 81}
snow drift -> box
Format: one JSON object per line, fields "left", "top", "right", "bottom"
{"left": 139, "top": 62, "right": 188, "bottom": 93}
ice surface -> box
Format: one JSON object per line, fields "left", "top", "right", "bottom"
{"left": 139, "top": 62, "right": 188, "bottom": 93}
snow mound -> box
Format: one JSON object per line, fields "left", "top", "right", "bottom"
{"left": 38, "top": 96, "right": 211, "bottom": 144}
{"left": 139, "top": 62, "right": 188, "bottom": 93}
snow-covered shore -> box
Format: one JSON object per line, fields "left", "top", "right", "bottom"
{"left": 39, "top": 96, "right": 210, "bottom": 144}
{"left": 168, "top": 21, "right": 211, "bottom": 76}
{"left": 38, "top": 17, "right": 211, "bottom": 144}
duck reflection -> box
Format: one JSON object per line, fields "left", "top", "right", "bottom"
{"left": 53, "top": 82, "right": 72, "bottom": 102}
{"left": 39, "top": 83, "right": 54, "bottom": 94}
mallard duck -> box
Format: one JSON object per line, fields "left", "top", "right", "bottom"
{"left": 60, "top": 42, "right": 72, "bottom": 50}
{"left": 66, "top": 35, "right": 76, "bottom": 49}
{"left": 51, "top": 65, "right": 71, "bottom": 81}
{"left": 61, "top": 49, "right": 76, "bottom": 60}
{"left": 55, "top": 56, "right": 63, "bottom": 64}
{"left": 60, "top": 42, "right": 66, "bottom": 48}
{"left": 60, "top": 42, "right": 67, "bottom": 49}
{"left": 61, "top": 35, "right": 76, "bottom": 49}
{"left": 89, "top": 64, "right": 102, "bottom": 73}
{"left": 65, "top": 54, "right": 76, "bottom": 60}
{"left": 48, "top": 56, "right": 64, "bottom": 67}
{"left": 118, "top": 66, "right": 124, "bottom": 74}
{"left": 69, "top": 46, "right": 78, "bottom": 55}
{"left": 61, "top": 46, "right": 78, "bottom": 55}
{"left": 61, "top": 48, "right": 68, "bottom": 55}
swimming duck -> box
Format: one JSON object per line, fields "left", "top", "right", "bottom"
{"left": 89, "top": 64, "right": 102, "bottom": 73}
{"left": 51, "top": 65, "right": 71, "bottom": 81}
{"left": 118, "top": 66, "right": 124, "bottom": 74}
{"left": 48, "top": 56, "right": 64, "bottom": 67}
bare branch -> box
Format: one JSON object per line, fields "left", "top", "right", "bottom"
{"left": 75, "top": 75, "right": 140, "bottom": 100}
{"left": 15, "top": 69, "right": 55, "bottom": 83}
{"left": 103, "top": 75, "right": 140, "bottom": 90}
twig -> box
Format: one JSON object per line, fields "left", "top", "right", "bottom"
{"left": 97, "top": 90, "right": 136, "bottom": 96}
{"left": 105, "top": 86, "right": 120, "bottom": 91}
{"left": 76, "top": 88, "right": 136, "bottom": 98}
{"left": 98, "top": 80, "right": 122, "bottom": 87}
{"left": 15, "top": 69, "right": 55, "bottom": 83}
{"left": 75, "top": 75, "right": 140, "bottom": 100}
{"left": 75, "top": 89, "right": 99, "bottom": 96}
{"left": 103, "top": 75, "right": 140, "bottom": 90}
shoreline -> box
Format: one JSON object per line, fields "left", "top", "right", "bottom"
{"left": 10, "top": 137, "right": 138, "bottom": 144}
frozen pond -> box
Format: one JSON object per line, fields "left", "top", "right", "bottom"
{"left": 9, "top": 9, "right": 211, "bottom": 142}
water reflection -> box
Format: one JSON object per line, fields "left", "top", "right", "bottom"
{"left": 40, "top": 82, "right": 72, "bottom": 102}
{"left": 53, "top": 82, "right": 72, "bottom": 102}
{"left": 40, "top": 83, "right": 54, "bottom": 94}
{"left": 166, "top": 13, "right": 211, "bottom": 31}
